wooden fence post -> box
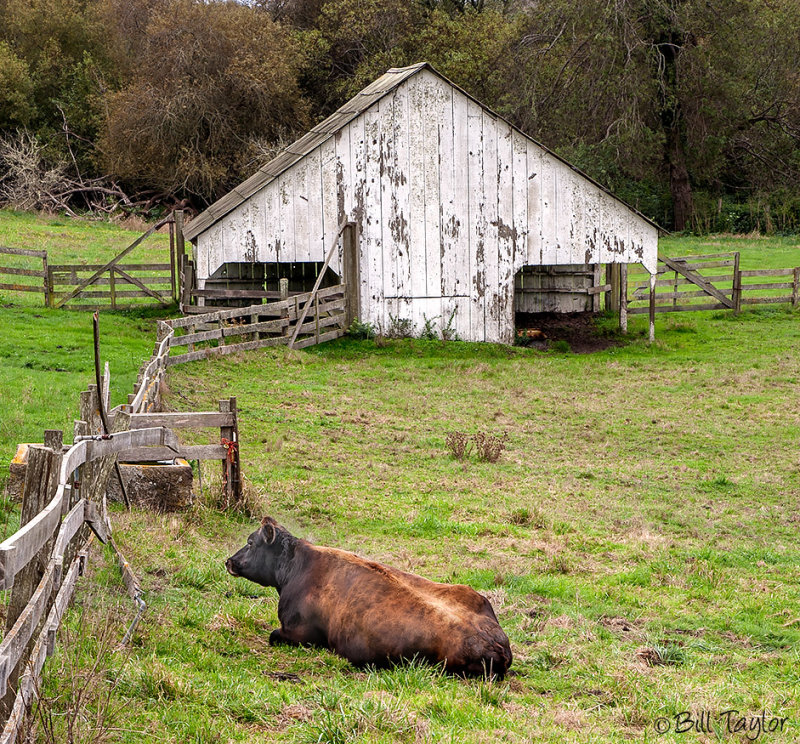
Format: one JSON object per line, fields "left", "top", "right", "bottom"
{"left": 732, "top": 251, "right": 742, "bottom": 314}
{"left": 607, "top": 263, "right": 621, "bottom": 313}
{"left": 792, "top": 267, "right": 799, "bottom": 307}
{"left": 1, "top": 432, "right": 62, "bottom": 720}
{"left": 619, "top": 264, "right": 628, "bottom": 333}
{"left": 219, "top": 399, "right": 233, "bottom": 508}
{"left": 591, "top": 264, "right": 601, "bottom": 312}
{"left": 673, "top": 270, "right": 678, "bottom": 310}
{"left": 341, "top": 223, "right": 360, "bottom": 326}
{"left": 649, "top": 273, "right": 656, "bottom": 343}
{"left": 169, "top": 219, "right": 177, "bottom": 303}
{"left": 280, "top": 278, "right": 289, "bottom": 339}
{"left": 109, "top": 268, "right": 117, "bottom": 310}
{"left": 42, "top": 252, "right": 50, "bottom": 309}
{"left": 174, "top": 210, "right": 185, "bottom": 266}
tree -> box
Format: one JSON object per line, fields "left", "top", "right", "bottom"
{"left": 100, "top": 0, "right": 311, "bottom": 204}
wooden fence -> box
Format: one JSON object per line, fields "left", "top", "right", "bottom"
{"left": 627, "top": 252, "right": 800, "bottom": 315}
{"left": 167, "top": 283, "right": 348, "bottom": 363}
{"left": 0, "top": 212, "right": 186, "bottom": 312}
{"left": 0, "top": 418, "right": 179, "bottom": 742}
{"left": 0, "top": 308, "right": 246, "bottom": 739}
{"left": 0, "top": 248, "right": 49, "bottom": 305}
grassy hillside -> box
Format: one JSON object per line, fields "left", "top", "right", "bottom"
{"left": 1, "top": 210, "right": 798, "bottom": 742}
{"left": 46, "top": 306, "right": 800, "bottom": 742}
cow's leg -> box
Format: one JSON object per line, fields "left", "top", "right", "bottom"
{"left": 269, "top": 625, "right": 326, "bottom": 648}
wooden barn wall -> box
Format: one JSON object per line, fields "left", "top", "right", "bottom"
{"left": 194, "top": 69, "right": 658, "bottom": 343}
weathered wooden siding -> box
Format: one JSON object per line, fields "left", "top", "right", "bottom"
{"left": 194, "top": 68, "right": 658, "bottom": 343}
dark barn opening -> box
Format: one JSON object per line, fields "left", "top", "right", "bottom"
{"left": 202, "top": 262, "right": 341, "bottom": 308}
{"left": 514, "top": 264, "right": 615, "bottom": 352}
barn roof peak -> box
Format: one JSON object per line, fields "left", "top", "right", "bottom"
{"left": 184, "top": 62, "right": 660, "bottom": 241}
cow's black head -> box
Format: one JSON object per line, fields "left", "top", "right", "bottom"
{"left": 225, "top": 517, "right": 295, "bottom": 589}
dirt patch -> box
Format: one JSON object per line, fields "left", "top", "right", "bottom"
{"left": 516, "top": 312, "right": 622, "bottom": 353}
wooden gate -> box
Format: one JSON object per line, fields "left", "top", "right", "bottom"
{"left": 628, "top": 252, "right": 800, "bottom": 314}
{"left": 51, "top": 214, "right": 177, "bottom": 311}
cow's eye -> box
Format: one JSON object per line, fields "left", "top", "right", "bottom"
{"left": 247, "top": 540, "right": 252, "bottom": 547}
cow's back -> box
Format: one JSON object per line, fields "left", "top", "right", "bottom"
{"left": 289, "top": 545, "right": 511, "bottom": 675}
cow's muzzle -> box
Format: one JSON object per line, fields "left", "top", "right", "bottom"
{"left": 225, "top": 558, "right": 239, "bottom": 577}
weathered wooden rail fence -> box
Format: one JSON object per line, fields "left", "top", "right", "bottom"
{"left": 0, "top": 211, "right": 186, "bottom": 312}
{"left": 0, "top": 308, "right": 247, "bottom": 740}
{"left": 627, "top": 252, "right": 800, "bottom": 316}
{"left": 0, "top": 248, "right": 49, "bottom": 305}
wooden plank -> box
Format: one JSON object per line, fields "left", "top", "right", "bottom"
{"left": 191, "top": 288, "right": 275, "bottom": 298}
{"left": 51, "top": 290, "right": 172, "bottom": 300}
{"left": 467, "top": 99, "right": 485, "bottom": 340}
{"left": 631, "top": 288, "right": 733, "bottom": 301}
{"left": 660, "top": 255, "right": 734, "bottom": 309}
{"left": 423, "top": 76, "right": 443, "bottom": 300}
{"left": 0, "top": 267, "right": 45, "bottom": 278}
{"left": 739, "top": 268, "right": 795, "bottom": 278}
{"left": 83, "top": 501, "right": 109, "bottom": 543}
{"left": 42, "top": 253, "right": 50, "bottom": 307}
{"left": 50, "top": 500, "right": 85, "bottom": 587}
{"left": 48, "top": 263, "right": 172, "bottom": 272}
{"left": 0, "top": 563, "right": 55, "bottom": 697}
{"left": 619, "top": 263, "right": 628, "bottom": 333}
{"left": 130, "top": 412, "right": 235, "bottom": 430}
{"left": 119, "top": 444, "right": 228, "bottom": 462}
{"left": 0, "top": 247, "right": 47, "bottom": 258}
{"left": 361, "top": 105, "right": 380, "bottom": 327}
{"left": 663, "top": 259, "right": 735, "bottom": 271}
{"left": 0, "top": 447, "right": 66, "bottom": 593}
{"left": 407, "top": 75, "right": 426, "bottom": 299}
{"left": 628, "top": 302, "right": 727, "bottom": 314}
{"left": 667, "top": 252, "right": 737, "bottom": 261}
{"left": 739, "top": 282, "right": 794, "bottom": 291}
{"left": 741, "top": 296, "right": 794, "bottom": 305}
{"left": 293, "top": 327, "right": 346, "bottom": 349}
{"left": 45, "top": 555, "right": 81, "bottom": 656}
{"left": 633, "top": 273, "right": 735, "bottom": 289}
{"left": 341, "top": 223, "right": 360, "bottom": 326}
{"left": 54, "top": 215, "right": 172, "bottom": 307}
{"left": 83, "top": 427, "right": 179, "bottom": 463}
{"left": 0, "top": 283, "right": 42, "bottom": 293}
{"left": 793, "top": 267, "right": 799, "bottom": 306}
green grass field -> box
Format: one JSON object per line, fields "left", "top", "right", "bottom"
{"left": 1, "top": 211, "right": 799, "bottom": 742}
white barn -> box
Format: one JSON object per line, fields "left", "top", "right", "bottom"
{"left": 183, "top": 62, "right": 660, "bottom": 344}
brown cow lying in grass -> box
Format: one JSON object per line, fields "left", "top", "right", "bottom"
{"left": 225, "top": 517, "right": 512, "bottom": 678}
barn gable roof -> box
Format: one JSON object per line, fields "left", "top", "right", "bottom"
{"left": 184, "top": 62, "right": 661, "bottom": 241}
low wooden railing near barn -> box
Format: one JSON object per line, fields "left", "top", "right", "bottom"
{"left": 627, "top": 252, "right": 800, "bottom": 315}
{"left": 167, "top": 283, "right": 348, "bottom": 361}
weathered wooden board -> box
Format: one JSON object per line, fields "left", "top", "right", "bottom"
{"left": 130, "top": 412, "right": 235, "bottom": 430}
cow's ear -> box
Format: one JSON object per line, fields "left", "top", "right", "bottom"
{"left": 260, "top": 517, "right": 278, "bottom": 544}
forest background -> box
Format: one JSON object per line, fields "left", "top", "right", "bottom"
{"left": 1, "top": 0, "right": 799, "bottom": 233}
